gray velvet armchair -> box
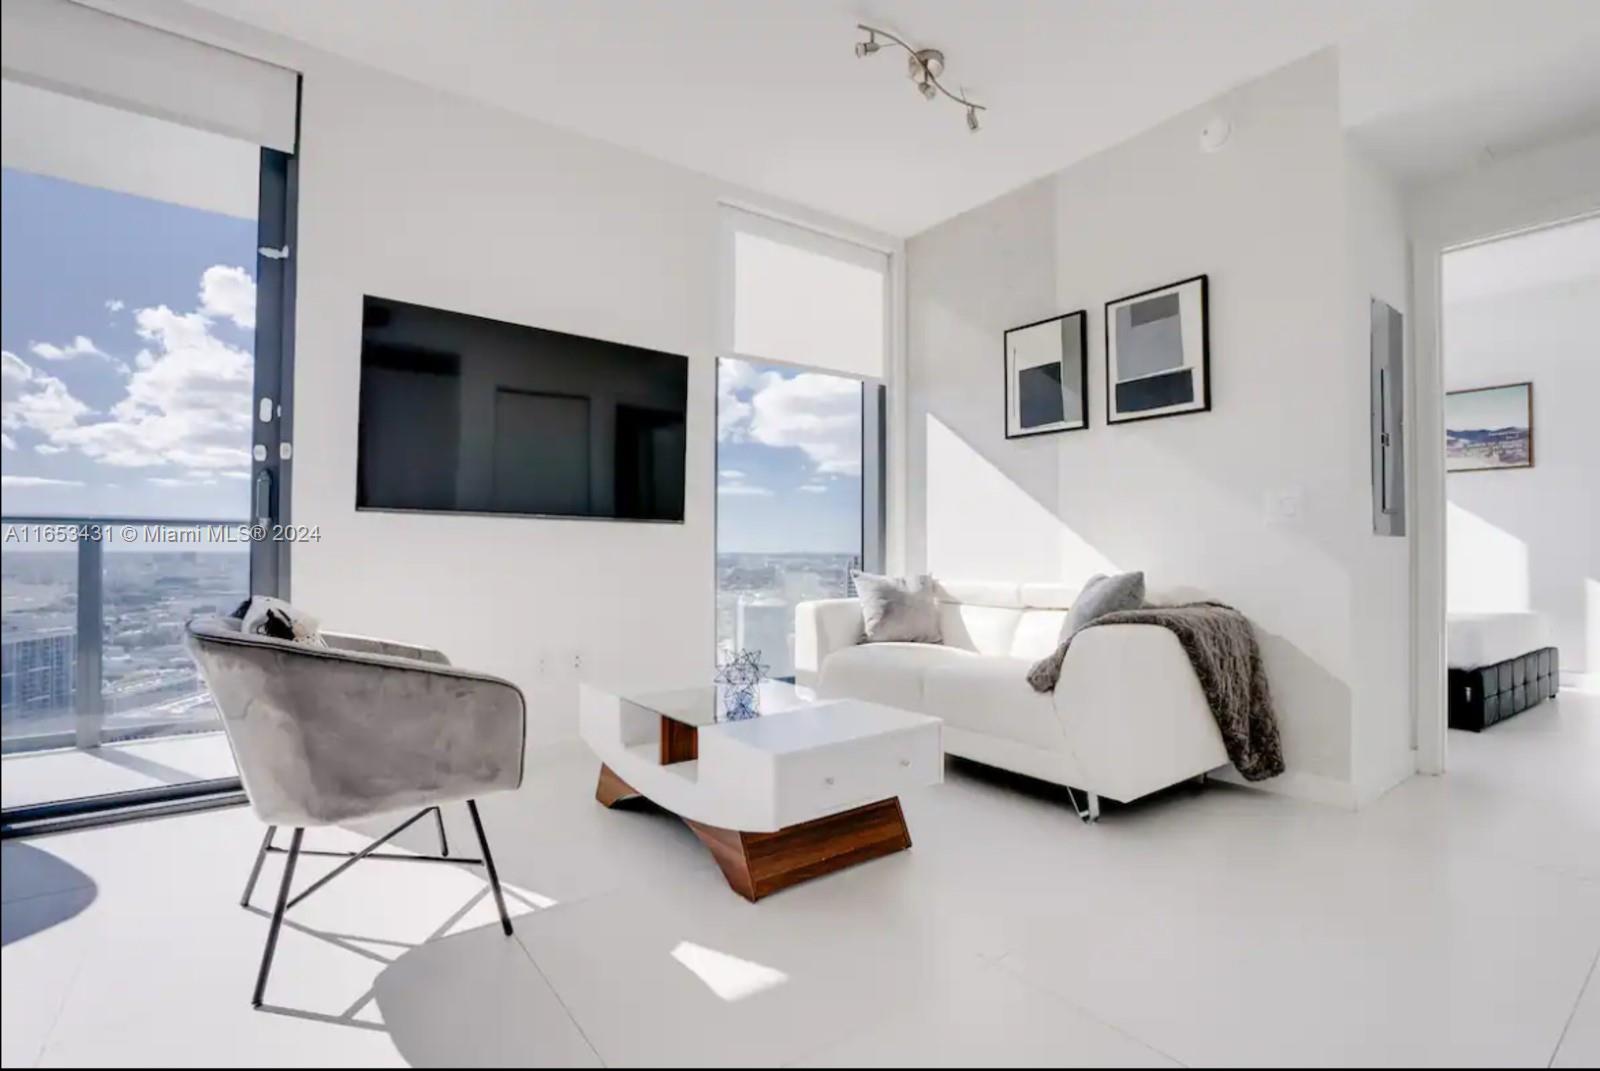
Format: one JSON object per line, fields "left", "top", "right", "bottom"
{"left": 185, "top": 616, "right": 527, "bottom": 1008}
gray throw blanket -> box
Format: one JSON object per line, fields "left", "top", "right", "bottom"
{"left": 1026, "top": 601, "right": 1285, "bottom": 782}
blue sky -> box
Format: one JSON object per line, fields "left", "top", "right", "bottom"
{"left": 717, "top": 358, "right": 863, "bottom": 556}
{"left": 1, "top": 168, "right": 257, "bottom": 520}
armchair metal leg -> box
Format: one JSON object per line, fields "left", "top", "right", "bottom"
{"left": 253, "top": 827, "right": 304, "bottom": 1008}
{"left": 241, "top": 825, "right": 276, "bottom": 907}
{"left": 433, "top": 806, "right": 450, "bottom": 857}
{"left": 466, "top": 800, "right": 513, "bottom": 936}
{"left": 1065, "top": 787, "right": 1101, "bottom": 824}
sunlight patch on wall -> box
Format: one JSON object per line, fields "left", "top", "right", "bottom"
{"left": 925, "top": 414, "right": 1116, "bottom": 582}
{"left": 1586, "top": 578, "right": 1600, "bottom": 682}
{"left": 1446, "top": 502, "right": 1529, "bottom": 611}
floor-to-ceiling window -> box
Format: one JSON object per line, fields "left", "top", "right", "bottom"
{"left": 0, "top": 10, "right": 298, "bottom": 832}
{"left": 716, "top": 209, "right": 888, "bottom": 679}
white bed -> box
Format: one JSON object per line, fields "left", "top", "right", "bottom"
{"left": 1447, "top": 612, "right": 1550, "bottom": 669}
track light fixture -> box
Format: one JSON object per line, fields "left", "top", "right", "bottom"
{"left": 854, "top": 23, "right": 986, "bottom": 132}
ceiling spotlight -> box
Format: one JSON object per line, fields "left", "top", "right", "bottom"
{"left": 854, "top": 23, "right": 986, "bottom": 131}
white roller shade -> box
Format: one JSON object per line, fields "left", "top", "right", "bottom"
{"left": 1, "top": 0, "right": 297, "bottom": 152}
{"left": 724, "top": 207, "right": 889, "bottom": 380}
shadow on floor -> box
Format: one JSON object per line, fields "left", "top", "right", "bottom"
{"left": 943, "top": 753, "right": 1227, "bottom": 822}
{"left": 86, "top": 744, "right": 206, "bottom": 786}
{"left": 373, "top": 921, "right": 599, "bottom": 1067}
{"left": 1, "top": 844, "right": 97, "bottom": 944}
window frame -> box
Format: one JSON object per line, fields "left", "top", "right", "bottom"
{"left": 0, "top": 87, "right": 301, "bottom": 839}
{"left": 713, "top": 205, "right": 892, "bottom": 671}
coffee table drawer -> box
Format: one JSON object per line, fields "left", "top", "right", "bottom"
{"left": 768, "top": 725, "right": 942, "bottom": 827}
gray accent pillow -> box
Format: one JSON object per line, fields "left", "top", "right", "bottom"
{"left": 853, "top": 572, "right": 943, "bottom": 644}
{"left": 1063, "top": 571, "right": 1145, "bottom": 638}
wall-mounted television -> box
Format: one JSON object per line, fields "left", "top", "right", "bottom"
{"left": 356, "top": 296, "right": 688, "bottom": 522}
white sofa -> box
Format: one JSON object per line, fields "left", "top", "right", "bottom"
{"left": 794, "top": 581, "right": 1228, "bottom": 819}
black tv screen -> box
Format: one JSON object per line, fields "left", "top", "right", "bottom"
{"left": 356, "top": 296, "right": 687, "bottom": 521}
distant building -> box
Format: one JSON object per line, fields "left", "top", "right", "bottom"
{"left": 736, "top": 596, "right": 794, "bottom": 680}
{"left": 1, "top": 627, "right": 76, "bottom": 720}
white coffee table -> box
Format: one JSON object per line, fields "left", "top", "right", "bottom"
{"left": 579, "top": 680, "right": 942, "bottom": 901}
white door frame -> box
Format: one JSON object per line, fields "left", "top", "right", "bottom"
{"left": 1410, "top": 195, "right": 1600, "bottom": 773}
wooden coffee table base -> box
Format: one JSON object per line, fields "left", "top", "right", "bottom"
{"left": 594, "top": 764, "right": 912, "bottom": 902}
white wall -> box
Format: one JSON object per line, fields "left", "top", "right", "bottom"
{"left": 1344, "top": 140, "right": 1414, "bottom": 802}
{"left": 907, "top": 52, "right": 1415, "bottom": 805}
{"left": 1443, "top": 216, "right": 1600, "bottom": 681}
{"left": 283, "top": 55, "right": 896, "bottom": 742}
{"left": 1406, "top": 126, "right": 1600, "bottom": 769}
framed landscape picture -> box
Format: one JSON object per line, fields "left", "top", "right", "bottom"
{"left": 1104, "top": 274, "right": 1209, "bottom": 424}
{"left": 1445, "top": 382, "right": 1533, "bottom": 472}
{"left": 1004, "top": 310, "right": 1088, "bottom": 438}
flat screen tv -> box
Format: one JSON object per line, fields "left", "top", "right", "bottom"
{"left": 356, "top": 296, "right": 688, "bottom": 522}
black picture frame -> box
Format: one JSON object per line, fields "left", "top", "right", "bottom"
{"left": 1104, "top": 273, "right": 1211, "bottom": 426}
{"left": 1003, "top": 310, "right": 1089, "bottom": 439}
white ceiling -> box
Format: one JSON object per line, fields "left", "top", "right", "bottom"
{"left": 176, "top": 0, "right": 1600, "bottom": 237}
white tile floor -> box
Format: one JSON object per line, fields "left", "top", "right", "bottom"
{"left": 3, "top": 689, "right": 1596, "bottom": 1067}
{"left": 1, "top": 733, "right": 237, "bottom": 810}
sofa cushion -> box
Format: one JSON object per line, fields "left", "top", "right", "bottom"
{"left": 938, "top": 603, "right": 1022, "bottom": 655}
{"left": 817, "top": 641, "right": 978, "bottom": 711}
{"left": 1010, "top": 609, "right": 1070, "bottom": 661}
{"left": 923, "top": 657, "right": 1067, "bottom": 753}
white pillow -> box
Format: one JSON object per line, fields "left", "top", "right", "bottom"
{"left": 239, "top": 596, "right": 325, "bottom": 645}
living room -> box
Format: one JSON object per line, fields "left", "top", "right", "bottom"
{"left": 2, "top": 1, "right": 1597, "bottom": 1067}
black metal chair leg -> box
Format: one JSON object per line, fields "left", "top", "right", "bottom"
{"left": 252, "top": 827, "right": 304, "bottom": 1008}
{"left": 241, "top": 825, "right": 276, "bottom": 907}
{"left": 433, "top": 806, "right": 450, "bottom": 857}
{"left": 466, "top": 800, "right": 513, "bottom": 936}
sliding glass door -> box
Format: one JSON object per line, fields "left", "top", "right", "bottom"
{"left": 1, "top": 79, "right": 294, "bottom": 827}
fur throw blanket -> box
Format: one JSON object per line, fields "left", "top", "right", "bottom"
{"left": 1026, "top": 601, "right": 1285, "bottom": 782}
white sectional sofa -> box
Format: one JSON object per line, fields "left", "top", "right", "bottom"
{"left": 794, "top": 581, "right": 1228, "bottom": 819}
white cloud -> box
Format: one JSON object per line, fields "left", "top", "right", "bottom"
{"left": 717, "top": 483, "right": 774, "bottom": 497}
{"left": 147, "top": 475, "right": 216, "bottom": 487}
{"left": 718, "top": 469, "right": 745, "bottom": 479}
{"left": 34, "top": 443, "right": 65, "bottom": 455}
{"left": 2, "top": 350, "right": 92, "bottom": 437}
{"left": 797, "top": 483, "right": 829, "bottom": 493}
{"left": 7, "top": 267, "right": 256, "bottom": 483}
{"left": 29, "top": 335, "right": 107, "bottom": 362}
{"left": 719, "top": 360, "right": 863, "bottom": 476}
{"left": 718, "top": 358, "right": 764, "bottom": 440}
{"left": 1, "top": 432, "right": 13, "bottom": 450}
{"left": 2, "top": 475, "right": 83, "bottom": 488}
{"left": 199, "top": 265, "right": 256, "bottom": 329}
{"left": 49, "top": 302, "right": 253, "bottom": 471}
{"left": 747, "top": 372, "right": 862, "bottom": 475}
{"left": 106, "top": 299, "right": 125, "bottom": 313}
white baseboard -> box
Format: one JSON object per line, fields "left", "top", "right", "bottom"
{"left": 1209, "top": 767, "right": 1361, "bottom": 810}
